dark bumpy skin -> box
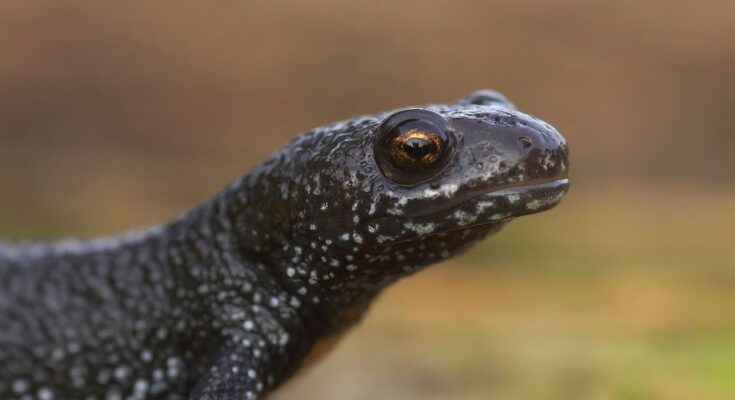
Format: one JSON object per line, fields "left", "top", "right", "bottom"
{"left": 0, "top": 90, "right": 569, "bottom": 400}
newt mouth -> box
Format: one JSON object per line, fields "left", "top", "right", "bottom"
{"left": 480, "top": 177, "right": 570, "bottom": 212}
{"left": 481, "top": 177, "right": 569, "bottom": 219}
{"left": 399, "top": 176, "right": 570, "bottom": 220}
{"left": 369, "top": 177, "right": 569, "bottom": 246}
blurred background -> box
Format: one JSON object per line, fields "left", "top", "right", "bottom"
{"left": 1, "top": 1, "right": 734, "bottom": 399}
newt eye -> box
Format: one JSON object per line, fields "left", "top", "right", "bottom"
{"left": 374, "top": 109, "right": 455, "bottom": 185}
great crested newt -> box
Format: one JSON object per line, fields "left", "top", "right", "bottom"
{"left": 0, "top": 90, "right": 569, "bottom": 400}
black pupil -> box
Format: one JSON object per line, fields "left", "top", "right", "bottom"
{"left": 402, "top": 136, "right": 434, "bottom": 160}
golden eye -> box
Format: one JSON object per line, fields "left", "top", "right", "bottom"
{"left": 374, "top": 109, "right": 455, "bottom": 185}
{"left": 389, "top": 128, "right": 445, "bottom": 171}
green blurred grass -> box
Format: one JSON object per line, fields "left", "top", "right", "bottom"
{"left": 277, "top": 183, "right": 735, "bottom": 400}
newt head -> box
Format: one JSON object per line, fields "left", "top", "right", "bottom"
{"left": 250, "top": 90, "right": 569, "bottom": 309}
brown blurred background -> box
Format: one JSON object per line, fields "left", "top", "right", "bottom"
{"left": 1, "top": 1, "right": 734, "bottom": 399}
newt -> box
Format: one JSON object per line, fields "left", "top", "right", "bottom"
{"left": 0, "top": 90, "right": 569, "bottom": 400}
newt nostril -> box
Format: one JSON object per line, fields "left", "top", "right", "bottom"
{"left": 519, "top": 136, "right": 533, "bottom": 148}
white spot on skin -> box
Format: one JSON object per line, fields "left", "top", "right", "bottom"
{"left": 403, "top": 221, "right": 437, "bottom": 235}
{"left": 67, "top": 342, "right": 81, "bottom": 354}
{"left": 11, "top": 379, "right": 29, "bottom": 394}
{"left": 526, "top": 199, "right": 544, "bottom": 210}
{"left": 38, "top": 387, "right": 53, "bottom": 400}
{"left": 133, "top": 380, "right": 149, "bottom": 397}
{"left": 526, "top": 191, "right": 565, "bottom": 210}
{"left": 153, "top": 369, "right": 165, "bottom": 381}
{"left": 423, "top": 183, "right": 460, "bottom": 199}
{"left": 105, "top": 388, "right": 123, "bottom": 400}
{"left": 507, "top": 194, "right": 520, "bottom": 204}
{"left": 243, "top": 320, "right": 255, "bottom": 331}
{"left": 280, "top": 332, "right": 290, "bottom": 345}
{"left": 166, "top": 357, "right": 183, "bottom": 379}
{"left": 476, "top": 200, "right": 495, "bottom": 213}
{"left": 339, "top": 233, "right": 350, "bottom": 241}
{"left": 96, "top": 369, "right": 111, "bottom": 384}
{"left": 353, "top": 233, "right": 363, "bottom": 243}
{"left": 452, "top": 210, "right": 478, "bottom": 225}
{"left": 141, "top": 350, "right": 153, "bottom": 363}
{"left": 51, "top": 348, "right": 65, "bottom": 360}
{"left": 113, "top": 366, "right": 130, "bottom": 382}
{"left": 490, "top": 213, "right": 509, "bottom": 221}
{"left": 387, "top": 206, "right": 404, "bottom": 216}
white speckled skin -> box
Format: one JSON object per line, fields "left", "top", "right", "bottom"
{"left": 0, "top": 90, "right": 569, "bottom": 400}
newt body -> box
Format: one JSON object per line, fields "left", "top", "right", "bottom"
{"left": 0, "top": 91, "right": 569, "bottom": 399}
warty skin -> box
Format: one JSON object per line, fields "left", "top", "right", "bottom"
{"left": 0, "top": 90, "right": 569, "bottom": 400}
